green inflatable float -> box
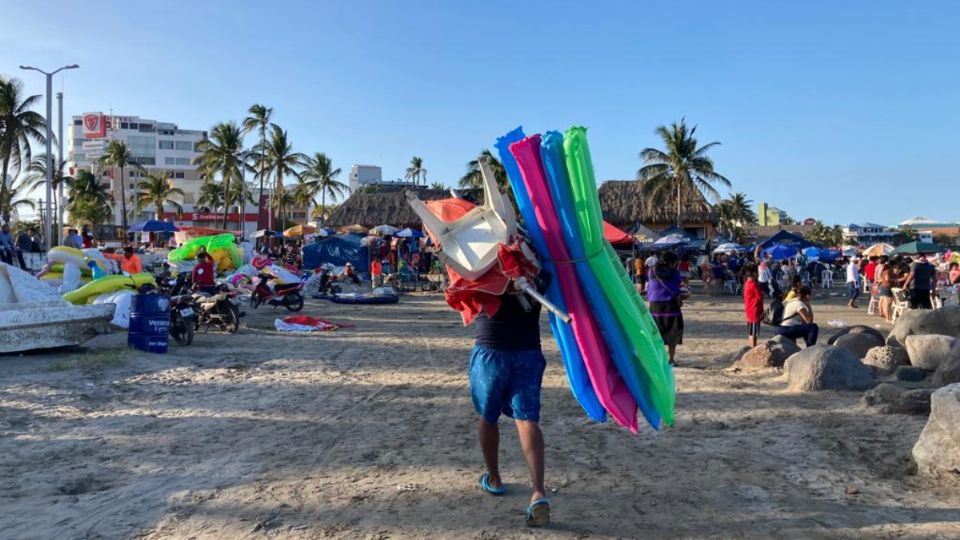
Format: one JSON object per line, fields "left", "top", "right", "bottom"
{"left": 563, "top": 126, "right": 676, "bottom": 425}
{"left": 168, "top": 233, "right": 241, "bottom": 272}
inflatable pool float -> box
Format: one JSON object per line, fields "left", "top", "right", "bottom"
{"left": 48, "top": 246, "right": 86, "bottom": 267}
{"left": 564, "top": 126, "right": 674, "bottom": 426}
{"left": 497, "top": 129, "right": 608, "bottom": 425}
{"left": 168, "top": 233, "right": 242, "bottom": 273}
{"left": 329, "top": 292, "right": 399, "bottom": 305}
{"left": 62, "top": 273, "right": 156, "bottom": 305}
{"left": 540, "top": 130, "right": 660, "bottom": 430}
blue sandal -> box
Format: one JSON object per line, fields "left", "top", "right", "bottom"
{"left": 525, "top": 498, "right": 550, "bottom": 527}
{"left": 477, "top": 472, "right": 506, "bottom": 496}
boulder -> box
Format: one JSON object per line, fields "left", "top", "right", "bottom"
{"left": 905, "top": 334, "right": 957, "bottom": 371}
{"left": 862, "top": 346, "right": 910, "bottom": 376}
{"left": 895, "top": 366, "right": 930, "bottom": 382}
{"left": 862, "top": 383, "right": 933, "bottom": 415}
{"left": 912, "top": 383, "right": 960, "bottom": 478}
{"left": 785, "top": 344, "right": 875, "bottom": 392}
{"left": 932, "top": 341, "right": 960, "bottom": 387}
{"left": 834, "top": 332, "right": 885, "bottom": 359}
{"left": 888, "top": 306, "right": 960, "bottom": 347}
{"left": 829, "top": 325, "right": 887, "bottom": 346}
{"left": 733, "top": 339, "right": 801, "bottom": 371}
{"left": 716, "top": 345, "right": 751, "bottom": 365}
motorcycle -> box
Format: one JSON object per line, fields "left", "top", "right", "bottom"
{"left": 250, "top": 273, "right": 305, "bottom": 311}
{"left": 307, "top": 267, "right": 342, "bottom": 299}
{"left": 193, "top": 283, "right": 242, "bottom": 333}
{"left": 159, "top": 273, "right": 196, "bottom": 346}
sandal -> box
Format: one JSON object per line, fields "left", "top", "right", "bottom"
{"left": 525, "top": 498, "right": 550, "bottom": 527}
{"left": 477, "top": 472, "right": 506, "bottom": 496}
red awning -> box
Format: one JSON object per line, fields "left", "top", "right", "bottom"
{"left": 603, "top": 221, "right": 633, "bottom": 247}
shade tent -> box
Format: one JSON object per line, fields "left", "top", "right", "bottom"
{"left": 654, "top": 233, "right": 688, "bottom": 246}
{"left": 314, "top": 228, "right": 336, "bottom": 237}
{"left": 802, "top": 247, "right": 824, "bottom": 259}
{"left": 758, "top": 230, "right": 813, "bottom": 249}
{"left": 370, "top": 224, "right": 399, "bottom": 236}
{"left": 340, "top": 224, "right": 368, "bottom": 234}
{"left": 128, "top": 220, "right": 178, "bottom": 233}
{"left": 302, "top": 233, "right": 370, "bottom": 273}
{"left": 602, "top": 221, "right": 633, "bottom": 247}
{"left": 891, "top": 241, "right": 942, "bottom": 255}
{"left": 714, "top": 243, "right": 746, "bottom": 254}
{"left": 764, "top": 245, "right": 799, "bottom": 260}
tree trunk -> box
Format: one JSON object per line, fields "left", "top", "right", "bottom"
{"left": 0, "top": 155, "right": 10, "bottom": 224}
{"left": 238, "top": 174, "right": 245, "bottom": 237}
{"left": 320, "top": 190, "right": 326, "bottom": 226}
{"left": 222, "top": 174, "right": 231, "bottom": 230}
{"left": 676, "top": 180, "right": 682, "bottom": 227}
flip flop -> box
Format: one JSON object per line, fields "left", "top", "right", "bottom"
{"left": 525, "top": 498, "right": 550, "bottom": 527}
{"left": 477, "top": 472, "right": 506, "bottom": 496}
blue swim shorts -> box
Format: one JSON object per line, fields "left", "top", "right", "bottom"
{"left": 468, "top": 344, "right": 546, "bottom": 424}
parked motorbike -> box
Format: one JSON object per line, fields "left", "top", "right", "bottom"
{"left": 250, "top": 273, "right": 305, "bottom": 311}
{"left": 159, "top": 273, "right": 196, "bottom": 346}
{"left": 193, "top": 283, "right": 242, "bottom": 333}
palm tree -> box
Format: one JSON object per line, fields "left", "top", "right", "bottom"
{"left": 66, "top": 170, "right": 113, "bottom": 229}
{"left": 196, "top": 180, "right": 224, "bottom": 212}
{"left": 405, "top": 156, "right": 427, "bottom": 186}
{"left": 460, "top": 150, "right": 509, "bottom": 193}
{"left": 136, "top": 172, "right": 185, "bottom": 220}
{"left": 0, "top": 176, "right": 36, "bottom": 223}
{"left": 261, "top": 125, "right": 304, "bottom": 230}
{"left": 638, "top": 118, "right": 731, "bottom": 227}
{"left": 717, "top": 192, "right": 756, "bottom": 237}
{"left": 429, "top": 181, "right": 446, "bottom": 191}
{"left": 194, "top": 121, "right": 244, "bottom": 229}
{"left": 300, "top": 152, "right": 347, "bottom": 225}
{"left": 25, "top": 153, "right": 72, "bottom": 228}
{"left": 242, "top": 104, "right": 273, "bottom": 226}
{"left": 269, "top": 187, "right": 296, "bottom": 230}
{"left": 100, "top": 140, "right": 144, "bottom": 230}
{"left": 0, "top": 77, "right": 46, "bottom": 224}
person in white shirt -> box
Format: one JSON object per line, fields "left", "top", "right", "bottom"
{"left": 758, "top": 260, "right": 772, "bottom": 296}
{"left": 845, "top": 257, "right": 861, "bottom": 309}
{"left": 776, "top": 286, "right": 819, "bottom": 346}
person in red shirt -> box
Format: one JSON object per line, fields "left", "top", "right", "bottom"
{"left": 370, "top": 259, "right": 383, "bottom": 287}
{"left": 864, "top": 256, "right": 878, "bottom": 287}
{"left": 191, "top": 252, "right": 217, "bottom": 295}
{"left": 743, "top": 262, "right": 765, "bottom": 347}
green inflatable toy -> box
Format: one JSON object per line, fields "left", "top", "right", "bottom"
{"left": 168, "top": 233, "right": 241, "bottom": 271}
{"left": 563, "top": 126, "right": 675, "bottom": 425}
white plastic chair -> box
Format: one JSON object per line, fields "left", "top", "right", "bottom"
{"left": 821, "top": 270, "right": 834, "bottom": 289}
{"left": 891, "top": 288, "right": 910, "bottom": 322}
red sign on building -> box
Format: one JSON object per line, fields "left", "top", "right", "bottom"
{"left": 83, "top": 113, "right": 107, "bottom": 139}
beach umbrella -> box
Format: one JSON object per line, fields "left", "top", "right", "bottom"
{"left": 802, "top": 246, "right": 824, "bottom": 259}
{"left": 713, "top": 242, "right": 746, "bottom": 254}
{"left": 602, "top": 221, "right": 633, "bottom": 247}
{"left": 891, "top": 241, "right": 942, "bottom": 255}
{"left": 840, "top": 245, "right": 858, "bottom": 257}
{"left": 863, "top": 243, "right": 895, "bottom": 257}
{"left": 253, "top": 229, "right": 277, "bottom": 238}
{"left": 370, "top": 224, "right": 399, "bottom": 236}
{"left": 654, "top": 233, "right": 689, "bottom": 246}
{"left": 314, "top": 227, "right": 336, "bottom": 237}
{"left": 128, "top": 219, "right": 179, "bottom": 233}
{"left": 283, "top": 224, "right": 317, "bottom": 238}
{"left": 341, "top": 224, "right": 368, "bottom": 234}
{"left": 822, "top": 248, "right": 841, "bottom": 261}
{"left": 395, "top": 228, "right": 424, "bottom": 238}
{"left": 764, "top": 244, "right": 799, "bottom": 261}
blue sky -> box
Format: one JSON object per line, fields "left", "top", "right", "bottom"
{"left": 2, "top": 0, "right": 956, "bottom": 224}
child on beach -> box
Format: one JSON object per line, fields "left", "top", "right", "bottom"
{"left": 743, "top": 263, "right": 764, "bottom": 347}
{"left": 470, "top": 282, "right": 550, "bottom": 528}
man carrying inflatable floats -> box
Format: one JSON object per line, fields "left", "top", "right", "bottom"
{"left": 407, "top": 126, "right": 675, "bottom": 528}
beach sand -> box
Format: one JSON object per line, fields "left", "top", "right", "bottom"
{"left": 2, "top": 290, "right": 960, "bottom": 539}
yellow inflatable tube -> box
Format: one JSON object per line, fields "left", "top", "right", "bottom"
{"left": 62, "top": 273, "right": 155, "bottom": 305}
{"left": 48, "top": 246, "right": 87, "bottom": 267}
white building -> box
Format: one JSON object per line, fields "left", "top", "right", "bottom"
{"left": 841, "top": 222, "right": 898, "bottom": 245}
{"left": 349, "top": 164, "right": 382, "bottom": 192}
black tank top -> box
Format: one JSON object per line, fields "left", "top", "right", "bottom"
{"left": 473, "top": 293, "right": 542, "bottom": 351}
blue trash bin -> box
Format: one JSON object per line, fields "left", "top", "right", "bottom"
{"left": 128, "top": 293, "right": 170, "bottom": 353}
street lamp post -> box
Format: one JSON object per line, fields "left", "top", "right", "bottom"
{"left": 19, "top": 64, "right": 78, "bottom": 247}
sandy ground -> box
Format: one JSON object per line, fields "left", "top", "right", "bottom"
{"left": 2, "top": 286, "right": 960, "bottom": 539}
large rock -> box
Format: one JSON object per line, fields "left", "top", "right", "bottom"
{"left": 829, "top": 325, "right": 887, "bottom": 346}
{"left": 785, "top": 344, "right": 875, "bottom": 392}
{"left": 862, "top": 383, "right": 934, "bottom": 415}
{"left": 862, "top": 345, "right": 910, "bottom": 376}
{"left": 888, "top": 306, "right": 960, "bottom": 347}
{"left": 905, "top": 335, "right": 957, "bottom": 371}
{"left": 895, "top": 366, "right": 930, "bottom": 382}
{"left": 932, "top": 340, "right": 960, "bottom": 387}
{"left": 733, "top": 338, "right": 801, "bottom": 371}
{"left": 716, "top": 345, "right": 751, "bottom": 365}
{"left": 912, "top": 383, "right": 960, "bottom": 478}
{"left": 834, "top": 332, "right": 885, "bottom": 359}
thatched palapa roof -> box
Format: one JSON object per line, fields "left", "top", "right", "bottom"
{"left": 598, "top": 180, "right": 716, "bottom": 228}
{"left": 325, "top": 185, "right": 483, "bottom": 229}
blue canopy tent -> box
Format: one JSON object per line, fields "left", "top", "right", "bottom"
{"left": 302, "top": 233, "right": 370, "bottom": 276}
{"left": 764, "top": 245, "right": 799, "bottom": 261}
{"left": 758, "top": 230, "right": 813, "bottom": 250}
{"left": 128, "top": 219, "right": 179, "bottom": 233}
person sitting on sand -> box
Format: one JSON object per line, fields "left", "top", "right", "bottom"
{"left": 192, "top": 252, "right": 218, "bottom": 295}
{"left": 341, "top": 262, "right": 361, "bottom": 285}
{"left": 743, "top": 263, "right": 764, "bottom": 348}
{"left": 120, "top": 246, "right": 142, "bottom": 275}
{"left": 471, "top": 277, "right": 551, "bottom": 527}
{"left": 775, "top": 286, "right": 819, "bottom": 347}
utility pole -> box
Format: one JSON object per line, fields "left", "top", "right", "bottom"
{"left": 57, "top": 91, "right": 64, "bottom": 240}
{"left": 19, "top": 64, "right": 78, "bottom": 247}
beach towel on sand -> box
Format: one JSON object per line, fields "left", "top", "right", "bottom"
{"left": 274, "top": 315, "right": 346, "bottom": 332}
